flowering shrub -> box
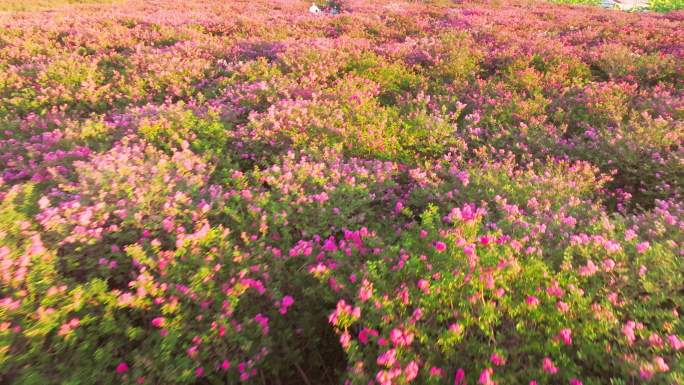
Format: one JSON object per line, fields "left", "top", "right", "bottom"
{"left": 0, "top": 1, "right": 682, "bottom": 385}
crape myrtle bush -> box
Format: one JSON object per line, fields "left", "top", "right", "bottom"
{"left": 0, "top": 0, "right": 682, "bottom": 384}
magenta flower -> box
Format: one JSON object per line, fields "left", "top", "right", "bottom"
{"left": 490, "top": 352, "right": 506, "bottom": 366}
{"left": 454, "top": 368, "right": 466, "bottom": 385}
{"left": 151, "top": 317, "right": 165, "bottom": 328}
{"left": 569, "top": 378, "right": 582, "bottom": 385}
{"left": 115, "top": 362, "right": 129, "bottom": 374}
{"left": 525, "top": 295, "right": 540, "bottom": 307}
{"left": 279, "top": 295, "right": 295, "bottom": 314}
{"left": 394, "top": 201, "right": 404, "bottom": 213}
{"left": 435, "top": 241, "right": 447, "bottom": 252}
{"left": 281, "top": 295, "right": 294, "bottom": 307}
{"left": 478, "top": 368, "right": 495, "bottom": 385}
{"left": 358, "top": 327, "right": 377, "bottom": 345}
{"left": 376, "top": 349, "right": 397, "bottom": 367}
{"left": 542, "top": 357, "right": 558, "bottom": 374}
{"left": 429, "top": 367, "right": 444, "bottom": 378}
{"left": 254, "top": 313, "right": 269, "bottom": 335}
{"left": 389, "top": 328, "right": 414, "bottom": 347}
{"left": 559, "top": 328, "right": 572, "bottom": 345}
{"left": 220, "top": 360, "right": 231, "bottom": 370}
{"left": 186, "top": 345, "right": 198, "bottom": 357}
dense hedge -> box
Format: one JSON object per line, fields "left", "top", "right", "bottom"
{"left": 0, "top": 1, "right": 682, "bottom": 384}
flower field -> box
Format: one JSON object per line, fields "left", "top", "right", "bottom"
{"left": 0, "top": 0, "right": 682, "bottom": 384}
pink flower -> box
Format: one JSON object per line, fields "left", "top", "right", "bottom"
{"left": 457, "top": 171, "right": 469, "bottom": 186}
{"left": 377, "top": 349, "right": 397, "bottom": 367}
{"left": 454, "top": 368, "right": 466, "bottom": 385}
{"left": 556, "top": 301, "right": 569, "bottom": 313}
{"left": 668, "top": 334, "right": 683, "bottom": 350}
{"left": 569, "top": 378, "right": 582, "bottom": 385}
{"left": 390, "top": 328, "right": 414, "bottom": 347}
{"left": 420, "top": 230, "right": 428, "bottom": 238}
{"left": 115, "top": 362, "right": 129, "bottom": 374}
{"left": 490, "top": 352, "right": 506, "bottom": 366}
{"left": 648, "top": 333, "right": 663, "bottom": 347}
{"left": 449, "top": 323, "right": 463, "bottom": 334}
{"left": 654, "top": 356, "right": 669, "bottom": 372}
{"left": 358, "top": 280, "right": 373, "bottom": 302}
{"left": 542, "top": 357, "right": 558, "bottom": 374}
{"left": 281, "top": 295, "right": 294, "bottom": 307}
{"left": 622, "top": 321, "right": 636, "bottom": 345}
{"left": 395, "top": 201, "right": 404, "bottom": 213}
{"left": 404, "top": 361, "right": 419, "bottom": 382}
{"left": 607, "top": 292, "right": 619, "bottom": 305}
{"left": 463, "top": 244, "right": 476, "bottom": 258}
{"left": 546, "top": 281, "right": 564, "bottom": 297}
{"left": 151, "top": 317, "right": 165, "bottom": 328}
{"left": 340, "top": 331, "right": 351, "bottom": 348}
{"left": 195, "top": 367, "right": 204, "bottom": 378}
{"left": 186, "top": 345, "right": 198, "bottom": 357}
{"left": 376, "top": 369, "right": 400, "bottom": 385}
{"left": 579, "top": 260, "right": 598, "bottom": 276}
{"left": 254, "top": 313, "right": 269, "bottom": 334}
{"left": 602, "top": 258, "right": 615, "bottom": 271}
{"left": 323, "top": 237, "right": 337, "bottom": 252}
{"left": 640, "top": 364, "right": 653, "bottom": 379}
{"left": 529, "top": 381, "right": 538, "bottom": 385}
{"left": 525, "top": 295, "right": 540, "bottom": 307}
{"left": 435, "top": 241, "right": 447, "bottom": 252}
{"left": 478, "top": 368, "right": 495, "bottom": 385}
{"left": 636, "top": 242, "right": 650, "bottom": 253}
{"left": 220, "top": 360, "right": 231, "bottom": 370}
{"left": 279, "top": 295, "right": 294, "bottom": 314}
{"left": 358, "top": 328, "right": 377, "bottom": 344}
{"left": 417, "top": 279, "right": 430, "bottom": 293}
{"left": 429, "top": 367, "right": 444, "bottom": 378}
{"left": 559, "top": 328, "right": 572, "bottom": 345}
{"left": 359, "top": 329, "right": 368, "bottom": 345}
